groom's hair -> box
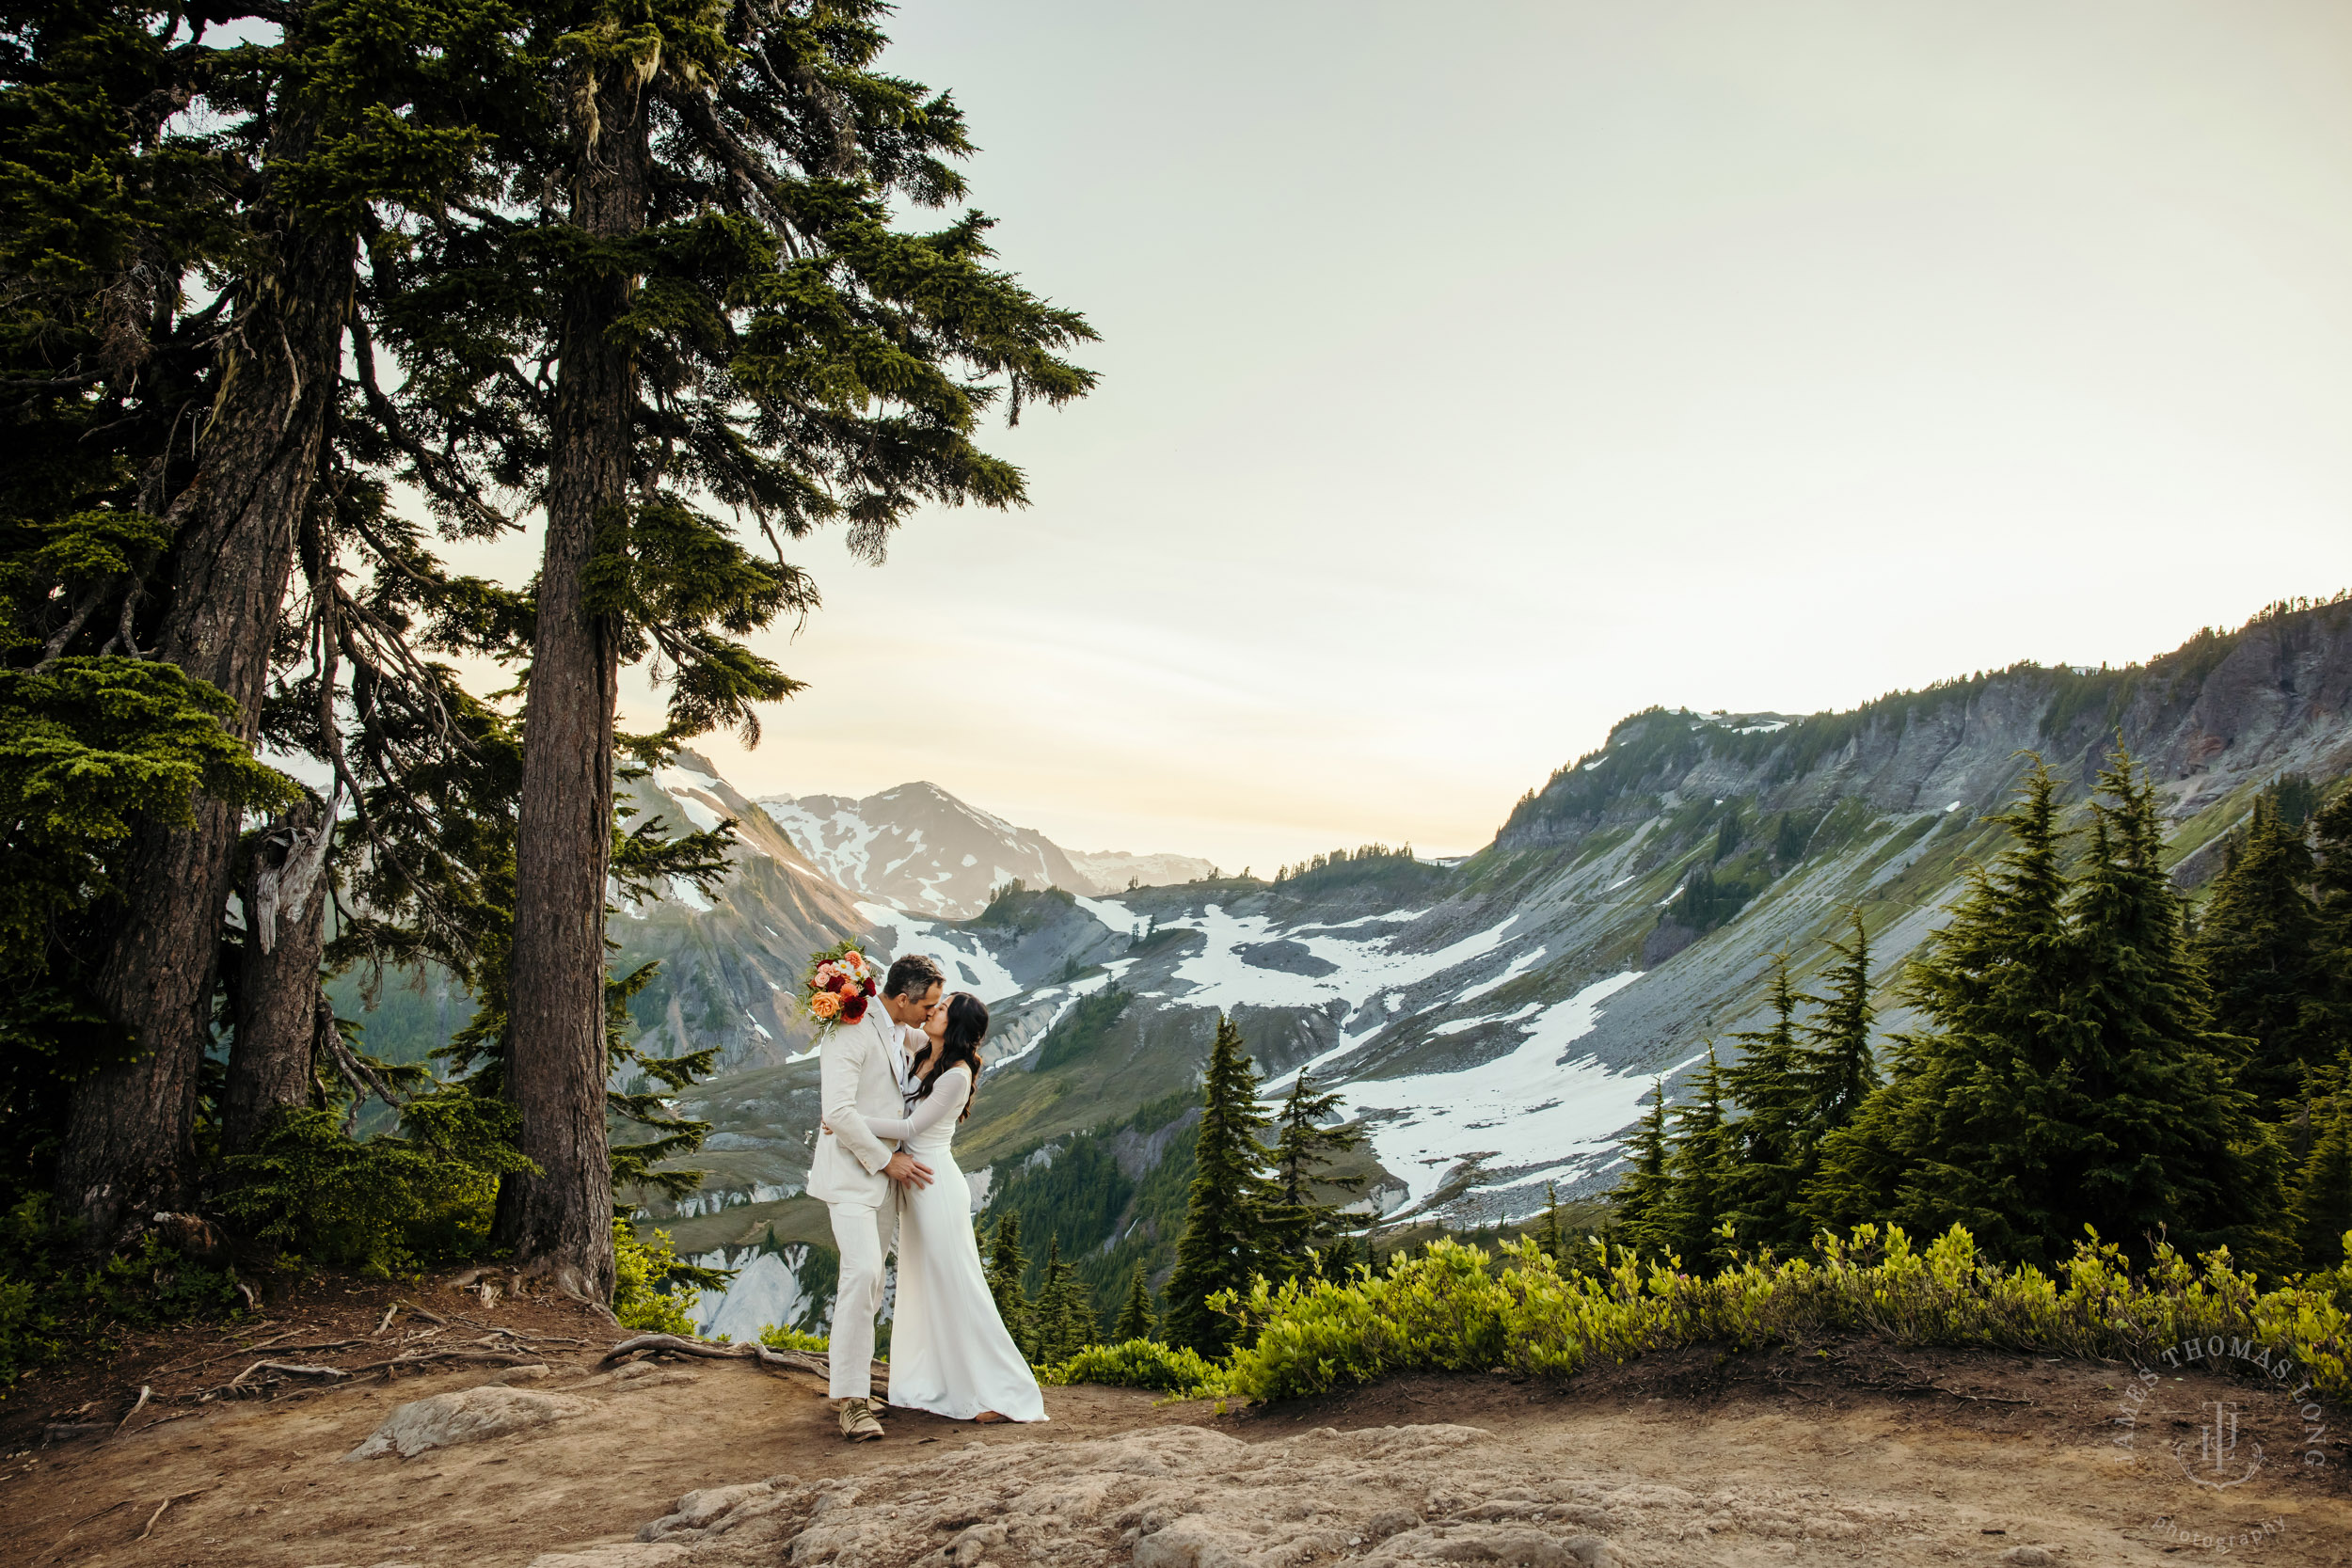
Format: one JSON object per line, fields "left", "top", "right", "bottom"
{"left": 882, "top": 954, "right": 945, "bottom": 999}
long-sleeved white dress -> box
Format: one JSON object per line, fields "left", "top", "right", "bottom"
{"left": 865, "top": 1064, "right": 1046, "bottom": 1422}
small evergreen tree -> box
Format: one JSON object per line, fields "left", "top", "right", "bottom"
{"left": 1661, "top": 1045, "right": 1740, "bottom": 1269}
{"left": 1033, "top": 1235, "right": 1097, "bottom": 1363}
{"left": 1113, "top": 1262, "right": 1157, "bottom": 1340}
{"left": 1610, "top": 1079, "right": 1674, "bottom": 1252}
{"left": 1318, "top": 1231, "right": 1361, "bottom": 1279}
{"left": 1536, "top": 1181, "right": 1566, "bottom": 1259}
{"left": 2291, "top": 1054, "right": 2352, "bottom": 1269}
{"left": 1264, "top": 1070, "right": 1366, "bottom": 1268}
{"left": 1722, "top": 957, "right": 1809, "bottom": 1253}
{"left": 1163, "top": 1014, "right": 1279, "bottom": 1354}
{"left": 1802, "top": 912, "right": 1880, "bottom": 1134}
{"left": 2194, "top": 798, "right": 2329, "bottom": 1107}
{"left": 983, "top": 1212, "right": 1034, "bottom": 1356}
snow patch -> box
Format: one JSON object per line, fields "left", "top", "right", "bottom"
{"left": 857, "top": 902, "right": 1021, "bottom": 1002}
{"left": 1340, "top": 972, "right": 1666, "bottom": 1207}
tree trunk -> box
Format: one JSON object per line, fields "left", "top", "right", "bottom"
{"left": 55, "top": 119, "right": 355, "bottom": 1246}
{"left": 492, "top": 73, "right": 652, "bottom": 1301}
{"left": 224, "top": 797, "right": 334, "bottom": 1153}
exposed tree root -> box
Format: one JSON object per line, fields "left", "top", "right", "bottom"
{"left": 598, "top": 1331, "right": 865, "bottom": 1384}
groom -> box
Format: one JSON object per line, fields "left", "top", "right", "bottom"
{"left": 806, "top": 952, "right": 943, "bottom": 1442}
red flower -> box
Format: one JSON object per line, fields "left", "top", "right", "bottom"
{"left": 861, "top": 978, "right": 877, "bottom": 995}
{"left": 840, "top": 991, "right": 869, "bottom": 1023}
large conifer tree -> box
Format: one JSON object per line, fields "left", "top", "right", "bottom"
{"left": 1164, "top": 1014, "right": 1278, "bottom": 1354}
{"left": 368, "top": 0, "right": 1097, "bottom": 1295}
{"left": 4, "top": 0, "right": 534, "bottom": 1243}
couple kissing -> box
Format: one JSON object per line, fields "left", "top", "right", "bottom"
{"left": 804, "top": 953, "right": 1046, "bottom": 1441}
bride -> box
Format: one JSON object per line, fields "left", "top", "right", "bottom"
{"left": 858, "top": 991, "right": 1046, "bottom": 1424}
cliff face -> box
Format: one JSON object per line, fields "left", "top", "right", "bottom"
{"left": 1499, "top": 602, "right": 2352, "bottom": 860}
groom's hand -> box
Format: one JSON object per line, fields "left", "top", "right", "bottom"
{"left": 883, "top": 1151, "right": 933, "bottom": 1189}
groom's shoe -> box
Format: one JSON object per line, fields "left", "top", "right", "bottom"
{"left": 837, "top": 1397, "right": 885, "bottom": 1442}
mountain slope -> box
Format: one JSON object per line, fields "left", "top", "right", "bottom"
{"left": 755, "top": 782, "right": 1182, "bottom": 917}
{"left": 649, "top": 599, "right": 2352, "bottom": 1332}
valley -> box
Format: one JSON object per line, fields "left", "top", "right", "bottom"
{"left": 352, "top": 599, "right": 2352, "bottom": 1340}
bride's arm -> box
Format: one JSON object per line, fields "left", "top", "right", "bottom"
{"left": 861, "top": 1066, "right": 969, "bottom": 1141}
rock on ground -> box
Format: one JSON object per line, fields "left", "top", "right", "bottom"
{"left": 342, "top": 1386, "right": 597, "bottom": 1462}
{"left": 528, "top": 1421, "right": 1948, "bottom": 1567}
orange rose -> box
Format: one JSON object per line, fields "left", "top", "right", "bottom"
{"left": 809, "top": 990, "right": 842, "bottom": 1020}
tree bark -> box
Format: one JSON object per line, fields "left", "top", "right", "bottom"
{"left": 492, "top": 71, "right": 652, "bottom": 1301}
{"left": 55, "top": 116, "right": 355, "bottom": 1245}
{"left": 224, "top": 797, "right": 334, "bottom": 1153}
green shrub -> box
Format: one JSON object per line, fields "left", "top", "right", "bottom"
{"left": 1042, "top": 1338, "right": 1229, "bottom": 1400}
{"left": 1217, "top": 1229, "right": 2352, "bottom": 1404}
{"left": 755, "top": 1323, "right": 829, "bottom": 1353}
{"left": 215, "top": 1097, "right": 533, "bottom": 1275}
{"left": 0, "top": 1195, "right": 244, "bottom": 1394}
{"left": 613, "top": 1222, "right": 700, "bottom": 1334}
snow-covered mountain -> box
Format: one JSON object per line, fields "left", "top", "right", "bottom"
{"left": 753, "top": 782, "right": 1178, "bottom": 918}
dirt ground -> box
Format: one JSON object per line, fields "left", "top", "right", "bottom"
{"left": 2, "top": 1277, "right": 2345, "bottom": 1567}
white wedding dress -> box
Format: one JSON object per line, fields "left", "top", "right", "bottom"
{"left": 863, "top": 1062, "right": 1046, "bottom": 1422}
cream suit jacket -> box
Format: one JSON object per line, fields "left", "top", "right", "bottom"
{"left": 804, "top": 1007, "right": 906, "bottom": 1206}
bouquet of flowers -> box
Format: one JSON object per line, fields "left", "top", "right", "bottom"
{"left": 799, "top": 939, "right": 879, "bottom": 1031}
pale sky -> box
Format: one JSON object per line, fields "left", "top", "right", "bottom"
{"left": 486, "top": 1, "right": 2352, "bottom": 872}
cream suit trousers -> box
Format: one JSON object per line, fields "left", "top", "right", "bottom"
{"left": 826, "top": 1195, "right": 898, "bottom": 1400}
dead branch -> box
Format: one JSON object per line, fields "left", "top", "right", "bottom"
{"left": 1933, "top": 1385, "right": 2032, "bottom": 1405}
{"left": 398, "top": 1298, "right": 452, "bottom": 1325}
{"left": 122, "top": 1409, "right": 200, "bottom": 1436}
{"left": 342, "top": 1348, "right": 542, "bottom": 1376}
{"left": 135, "top": 1487, "right": 210, "bottom": 1541}
{"left": 228, "top": 1360, "right": 350, "bottom": 1388}
{"left": 110, "top": 1386, "right": 151, "bottom": 1435}
{"left": 373, "top": 1302, "right": 400, "bottom": 1336}
{"left": 153, "top": 1328, "right": 300, "bottom": 1377}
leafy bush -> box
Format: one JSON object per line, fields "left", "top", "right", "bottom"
{"left": 1041, "top": 1338, "right": 1229, "bottom": 1400}
{"left": 613, "top": 1222, "right": 701, "bottom": 1334}
{"left": 0, "top": 1195, "right": 244, "bottom": 1393}
{"left": 1217, "top": 1229, "right": 2352, "bottom": 1404}
{"left": 756, "top": 1323, "right": 830, "bottom": 1353}
{"left": 215, "top": 1096, "right": 534, "bottom": 1275}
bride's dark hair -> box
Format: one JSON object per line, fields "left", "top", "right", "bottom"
{"left": 916, "top": 991, "right": 989, "bottom": 1120}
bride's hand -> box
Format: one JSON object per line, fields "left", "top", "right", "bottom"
{"left": 820, "top": 1120, "right": 832, "bottom": 1134}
